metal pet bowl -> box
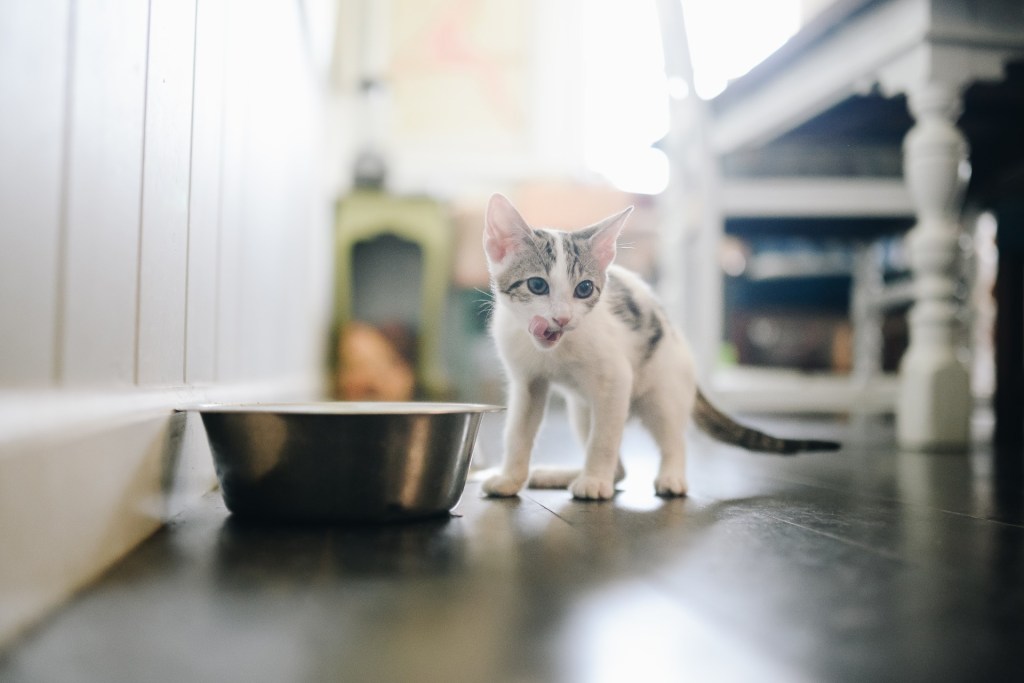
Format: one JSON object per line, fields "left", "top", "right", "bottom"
{"left": 197, "top": 402, "right": 503, "bottom": 523}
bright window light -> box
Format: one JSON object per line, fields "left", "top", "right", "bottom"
{"left": 581, "top": 0, "right": 801, "bottom": 193}
{"left": 683, "top": 0, "right": 802, "bottom": 99}
{"left": 582, "top": 0, "right": 669, "bottom": 195}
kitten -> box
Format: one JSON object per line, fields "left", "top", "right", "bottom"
{"left": 481, "top": 193, "right": 838, "bottom": 500}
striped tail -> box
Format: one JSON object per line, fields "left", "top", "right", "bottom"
{"left": 692, "top": 389, "right": 840, "bottom": 455}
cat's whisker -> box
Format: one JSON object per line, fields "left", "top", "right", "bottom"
{"left": 472, "top": 288, "right": 496, "bottom": 315}
{"left": 474, "top": 298, "right": 496, "bottom": 316}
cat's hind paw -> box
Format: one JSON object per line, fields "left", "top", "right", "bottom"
{"left": 528, "top": 467, "right": 580, "bottom": 489}
{"left": 569, "top": 474, "right": 616, "bottom": 501}
{"left": 654, "top": 473, "right": 688, "bottom": 498}
{"left": 482, "top": 473, "right": 526, "bottom": 498}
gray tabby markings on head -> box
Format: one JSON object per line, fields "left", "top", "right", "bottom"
{"left": 495, "top": 230, "right": 554, "bottom": 301}
{"left": 564, "top": 231, "right": 605, "bottom": 310}
{"left": 498, "top": 227, "right": 606, "bottom": 304}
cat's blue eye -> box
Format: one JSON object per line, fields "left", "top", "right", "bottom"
{"left": 526, "top": 277, "right": 549, "bottom": 295}
{"left": 574, "top": 280, "right": 594, "bottom": 299}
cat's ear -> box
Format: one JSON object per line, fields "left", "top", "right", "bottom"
{"left": 483, "top": 193, "right": 532, "bottom": 265}
{"left": 582, "top": 206, "right": 633, "bottom": 271}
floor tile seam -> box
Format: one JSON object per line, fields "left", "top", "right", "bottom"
{"left": 684, "top": 489, "right": 918, "bottom": 564}
{"left": 753, "top": 470, "right": 1024, "bottom": 531}
{"left": 467, "top": 484, "right": 580, "bottom": 526}
{"left": 925, "top": 506, "right": 1024, "bottom": 530}
{"left": 767, "top": 514, "right": 908, "bottom": 564}
{"left": 768, "top": 512, "right": 1024, "bottom": 592}
{"left": 520, "top": 492, "right": 576, "bottom": 526}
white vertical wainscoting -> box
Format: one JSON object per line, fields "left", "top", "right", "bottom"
{"left": 243, "top": 1, "right": 319, "bottom": 382}
{"left": 185, "top": 0, "right": 226, "bottom": 385}
{"left": 61, "top": 0, "right": 149, "bottom": 385}
{"left": 0, "top": 0, "right": 69, "bottom": 386}
{"left": 235, "top": 2, "right": 278, "bottom": 381}
{"left": 0, "top": 0, "right": 334, "bottom": 645}
{"left": 215, "top": 0, "right": 248, "bottom": 384}
{"left": 136, "top": 0, "right": 198, "bottom": 385}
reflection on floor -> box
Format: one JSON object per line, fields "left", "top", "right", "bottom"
{"left": 1, "top": 411, "right": 1022, "bottom": 682}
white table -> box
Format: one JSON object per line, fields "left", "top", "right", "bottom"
{"left": 703, "top": 0, "right": 1024, "bottom": 451}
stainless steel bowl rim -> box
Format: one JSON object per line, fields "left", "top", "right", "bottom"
{"left": 194, "top": 401, "right": 504, "bottom": 415}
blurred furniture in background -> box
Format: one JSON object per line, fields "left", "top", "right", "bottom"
{"left": 335, "top": 321, "right": 416, "bottom": 401}
{"left": 334, "top": 191, "right": 453, "bottom": 398}
{"left": 713, "top": 187, "right": 916, "bottom": 414}
{"left": 994, "top": 199, "right": 1024, "bottom": 451}
{"left": 683, "top": 0, "right": 1024, "bottom": 451}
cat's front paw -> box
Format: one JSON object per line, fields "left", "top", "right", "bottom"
{"left": 654, "top": 473, "right": 688, "bottom": 498}
{"left": 569, "top": 474, "right": 615, "bottom": 500}
{"left": 482, "top": 473, "right": 526, "bottom": 498}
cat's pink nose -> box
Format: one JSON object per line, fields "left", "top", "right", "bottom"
{"left": 553, "top": 316, "right": 570, "bottom": 328}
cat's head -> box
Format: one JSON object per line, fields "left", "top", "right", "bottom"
{"left": 482, "top": 193, "right": 632, "bottom": 350}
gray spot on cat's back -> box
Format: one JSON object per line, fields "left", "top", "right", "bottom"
{"left": 643, "top": 312, "right": 664, "bottom": 362}
{"left": 607, "top": 272, "right": 643, "bottom": 331}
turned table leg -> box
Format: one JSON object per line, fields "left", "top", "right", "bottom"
{"left": 994, "top": 201, "right": 1024, "bottom": 451}
{"left": 897, "top": 82, "right": 972, "bottom": 452}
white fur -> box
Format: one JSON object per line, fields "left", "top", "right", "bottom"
{"left": 482, "top": 194, "right": 697, "bottom": 500}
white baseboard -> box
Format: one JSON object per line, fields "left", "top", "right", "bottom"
{"left": 0, "top": 376, "right": 325, "bottom": 646}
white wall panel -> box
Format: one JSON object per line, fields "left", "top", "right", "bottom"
{"left": 185, "top": 0, "right": 227, "bottom": 384}
{"left": 238, "top": 1, "right": 327, "bottom": 381}
{"left": 215, "top": 0, "right": 250, "bottom": 383}
{"left": 277, "top": 8, "right": 319, "bottom": 379}
{"left": 237, "top": 2, "right": 279, "bottom": 380}
{"left": 0, "top": 0, "right": 69, "bottom": 386}
{"left": 1, "top": 0, "right": 334, "bottom": 643}
{"left": 1, "top": 0, "right": 331, "bottom": 643}
{"left": 136, "top": 0, "right": 197, "bottom": 385}
{"left": 61, "top": 0, "right": 149, "bottom": 385}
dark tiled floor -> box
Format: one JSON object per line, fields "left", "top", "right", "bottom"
{"left": 2, "top": 412, "right": 1023, "bottom": 682}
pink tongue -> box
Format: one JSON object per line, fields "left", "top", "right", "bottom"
{"left": 529, "top": 316, "right": 550, "bottom": 338}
